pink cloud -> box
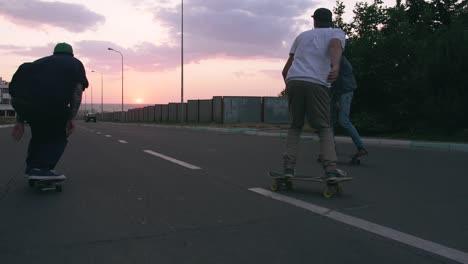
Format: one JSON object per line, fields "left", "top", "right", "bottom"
{"left": 0, "top": 0, "right": 105, "bottom": 32}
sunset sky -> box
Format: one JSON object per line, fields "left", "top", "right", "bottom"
{"left": 0, "top": 0, "right": 394, "bottom": 105}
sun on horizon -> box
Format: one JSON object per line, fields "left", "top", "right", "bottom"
{"left": 135, "top": 98, "right": 143, "bottom": 104}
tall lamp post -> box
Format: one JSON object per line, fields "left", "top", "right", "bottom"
{"left": 91, "top": 70, "right": 104, "bottom": 114}
{"left": 181, "top": 0, "right": 184, "bottom": 123}
{"left": 107, "top": 47, "right": 124, "bottom": 118}
{"left": 90, "top": 83, "right": 93, "bottom": 113}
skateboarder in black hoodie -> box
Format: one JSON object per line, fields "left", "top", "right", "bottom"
{"left": 9, "top": 42, "right": 88, "bottom": 180}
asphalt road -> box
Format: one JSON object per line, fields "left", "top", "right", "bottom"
{"left": 1, "top": 121, "right": 467, "bottom": 264}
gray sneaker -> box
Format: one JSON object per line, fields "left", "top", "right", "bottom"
{"left": 323, "top": 169, "right": 347, "bottom": 181}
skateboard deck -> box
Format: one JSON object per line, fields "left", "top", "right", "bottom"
{"left": 28, "top": 178, "right": 64, "bottom": 192}
{"left": 268, "top": 171, "right": 352, "bottom": 198}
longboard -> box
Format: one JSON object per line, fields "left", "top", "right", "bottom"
{"left": 268, "top": 171, "right": 352, "bottom": 198}
{"left": 28, "top": 178, "right": 64, "bottom": 192}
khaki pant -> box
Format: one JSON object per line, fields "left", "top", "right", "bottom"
{"left": 283, "top": 80, "right": 337, "bottom": 172}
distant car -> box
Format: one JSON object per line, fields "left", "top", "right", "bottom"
{"left": 85, "top": 112, "right": 97, "bottom": 122}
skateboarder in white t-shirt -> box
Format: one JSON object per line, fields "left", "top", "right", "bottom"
{"left": 282, "top": 8, "right": 347, "bottom": 180}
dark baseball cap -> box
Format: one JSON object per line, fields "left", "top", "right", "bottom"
{"left": 311, "top": 8, "right": 333, "bottom": 22}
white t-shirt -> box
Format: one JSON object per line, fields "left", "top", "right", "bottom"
{"left": 286, "top": 28, "right": 346, "bottom": 87}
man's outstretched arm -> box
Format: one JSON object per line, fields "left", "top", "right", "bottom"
{"left": 282, "top": 54, "right": 294, "bottom": 82}
{"left": 69, "top": 84, "right": 83, "bottom": 119}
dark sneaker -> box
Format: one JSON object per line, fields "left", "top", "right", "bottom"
{"left": 25, "top": 168, "right": 41, "bottom": 178}
{"left": 28, "top": 169, "right": 66, "bottom": 181}
{"left": 355, "top": 148, "right": 368, "bottom": 158}
{"left": 283, "top": 169, "right": 295, "bottom": 178}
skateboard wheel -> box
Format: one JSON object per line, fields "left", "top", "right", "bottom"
{"left": 323, "top": 188, "right": 334, "bottom": 199}
{"left": 55, "top": 185, "right": 62, "bottom": 192}
{"left": 271, "top": 182, "right": 279, "bottom": 192}
{"left": 28, "top": 180, "right": 35, "bottom": 188}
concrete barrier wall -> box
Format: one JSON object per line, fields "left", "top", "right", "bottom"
{"left": 223, "top": 96, "right": 261, "bottom": 123}
{"left": 143, "top": 107, "right": 149, "bottom": 122}
{"left": 177, "top": 103, "right": 187, "bottom": 122}
{"left": 142, "top": 107, "right": 147, "bottom": 121}
{"left": 147, "top": 106, "right": 155, "bottom": 122}
{"left": 199, "top": 99, "right": 212, "bottom": 123}
{"left": 133, "top": 109, "right": 137, "bottom": 122}
{"left": 97, "top": 96, "right": 291, "bottom": 125}
{"left": 187, "top": 100, "right": 199, "bottom": 122}
{"left": 154, "top": 105, "right": 162, "bottom": 122}
{"left": 137, "top": 108, "right": 142, "bottom": 121}
{"left": 162, "top": 105, "right": 169, "bottom": 121}
{"left": 263, "top": 97, "right": 289, "bottom": 124}
{"left": 213, "top": 96, "right": 223, "bottom": 123}
{"left": 168, "top": 103, "right": 177, "bottom": 121}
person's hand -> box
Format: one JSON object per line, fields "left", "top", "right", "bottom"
{"left": 328, "top": 64, "right": 340, "bottom": 82}
{"left": 12, "top": 122, "right": 24, "bottom": 141}
{"left": 66, "top": 120, "right": 75, "bottom": 136}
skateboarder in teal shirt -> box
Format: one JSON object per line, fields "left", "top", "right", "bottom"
{"left": 330, "top": 56, "right": 368, "bottom": 158}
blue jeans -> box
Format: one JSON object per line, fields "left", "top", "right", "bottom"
{"left": 331, "top": 92, "right": 364, "bottom": 150}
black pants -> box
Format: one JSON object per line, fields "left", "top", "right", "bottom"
{"left": 13, "top": 99, "right": 69, "bottom": 172}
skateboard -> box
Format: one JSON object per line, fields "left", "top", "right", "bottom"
{"left": 28, "top": 178, "right": 64, "bottom": 192}
{"left": 268, "top": 171, "right": 352, "bottom": 198}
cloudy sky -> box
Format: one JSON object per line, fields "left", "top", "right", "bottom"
{"left": 0, "top": 0, "right": 394, "bottom": 104}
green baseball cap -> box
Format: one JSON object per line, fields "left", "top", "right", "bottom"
{"left": 53, "top": 42, "right": 74, "bottom": 55}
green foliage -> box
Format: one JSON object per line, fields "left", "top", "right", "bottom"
{"left": 333, "top": 0, "right": 468, "bottom": 136}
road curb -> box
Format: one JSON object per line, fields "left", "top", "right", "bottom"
{"left": 243, "top": 131, "right": 467, "bottom": 152}
{"left": 106, "top": 122, "right": 468, "bottom": 153}
{"left": 0, "top": 124, "right": 14, "bottom": 129}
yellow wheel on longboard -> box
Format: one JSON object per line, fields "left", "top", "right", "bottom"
{"left": 271, "top": 182, "right": 279, "bottom": 192}
{"left": 323, "top": 188, "right": 334, "bottom": 199}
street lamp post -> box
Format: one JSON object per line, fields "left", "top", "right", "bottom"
{"left": 91, "top": 70, "right": 104, "bottom": 114}
{"left": 90, "top": 83, "right": 93, "bottom": 113}
{"left": 84, "top": 91, "right": 87, "bottom": 112}
{"left": 108, "top": 47, "right": 124, "bottom": 118}
{"left": 181, "top": 0, "right": 184, "bottom": 123}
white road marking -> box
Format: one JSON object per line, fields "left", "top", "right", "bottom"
{"left": 118, "top": 140, "right": 128, "bottom": 144}
{"left": 97, "top": 132, "right": 101, "bottom": 134}
{"left": 249, "top": 188, "right": 468, "bottom": 264}
{"left": 105, "top": 135, "right": 112, "bottom": 138}
{"left": 143, "top": 150, "right": 201, "bottom": 170}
